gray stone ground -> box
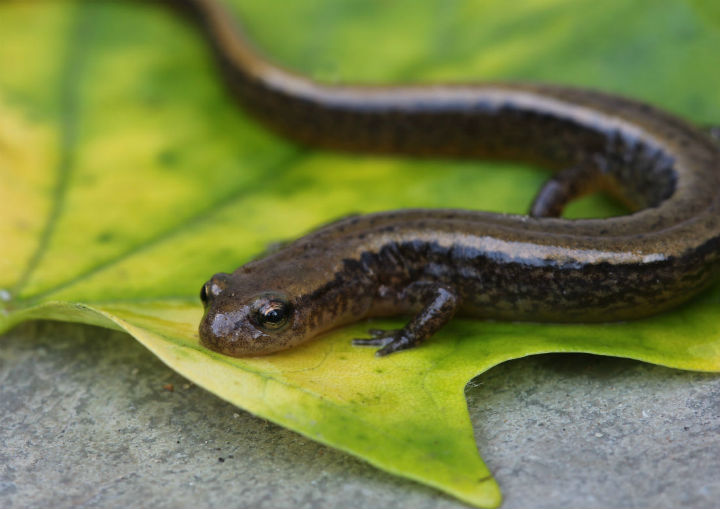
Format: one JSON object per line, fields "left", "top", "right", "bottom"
{"left": 1, "top": 321, "right": 719, "bottom": 509}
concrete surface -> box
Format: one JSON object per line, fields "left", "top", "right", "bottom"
{"left": 1, "top": 321, "right": 719, "bottom": 508}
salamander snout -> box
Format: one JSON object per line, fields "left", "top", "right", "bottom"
{"left": 198, "top": 272, "right": 298, "bottom": 356}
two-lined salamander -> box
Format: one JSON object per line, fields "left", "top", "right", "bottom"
{"left": 179, "top": 0, "right": 720, "bottom": 356}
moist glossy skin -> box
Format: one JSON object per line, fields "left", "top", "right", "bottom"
{"left": 185, "top": 0, "right": 720, "bottom": 356}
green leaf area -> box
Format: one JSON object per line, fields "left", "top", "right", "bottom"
{"left": 2, "top": 1, "right": 720, "bottom": 507}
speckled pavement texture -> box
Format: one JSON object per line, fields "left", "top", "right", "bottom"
{"left": 1, "top": 321, "right": 719, "bottom": 508}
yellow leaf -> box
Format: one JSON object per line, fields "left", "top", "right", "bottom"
{"left": 2, "top": 1, "right": 720, "bottom": 506}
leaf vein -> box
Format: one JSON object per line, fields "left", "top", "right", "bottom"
{"left": 21, "top": 149, "right": 307, "bottom": 303}
{"left": 10, "top": 5, "right": 90, "bottom": 298}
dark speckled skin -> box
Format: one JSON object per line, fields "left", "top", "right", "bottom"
{"left": 186, "top": 0, "right": 720, "bottom": 356}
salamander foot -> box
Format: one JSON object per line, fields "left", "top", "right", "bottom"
{"left": 353, "top": 328, "right": 417, "bottom": 356}
{"left": 353, "top": 285, "right": 459, "bottom": 356}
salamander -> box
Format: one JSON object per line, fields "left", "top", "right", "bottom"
{"left": 181, "top": 0, "right": 720, "bottom": 356}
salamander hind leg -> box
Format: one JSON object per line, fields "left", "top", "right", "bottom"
{"left": 705, "top": 125, "right": 720, "bottom": 144}
{"left": 530, "top": 165, "right": 602, "bottom": 218}
{"left": 353, "top": 285, "right": 459, "bottom": 356}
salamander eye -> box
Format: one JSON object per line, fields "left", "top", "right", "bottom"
{"left": 253, "top": 297, "right": 291, "bottom": 331}
{"left": 200, "top": 283, "right": 210, "bottom": 306}
{"left": 200, "top": 274, "right": 230, "bottom": 307}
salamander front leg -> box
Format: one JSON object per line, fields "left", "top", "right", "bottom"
{"left": 353, "top": 286, "right": 459, "bottom": 356}
{"left": 530, "top": 165, "right": 601, "bottom": 218}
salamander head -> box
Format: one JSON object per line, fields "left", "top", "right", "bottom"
{"left": 198, "top": 271, "right": 307, "bottom": 356}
